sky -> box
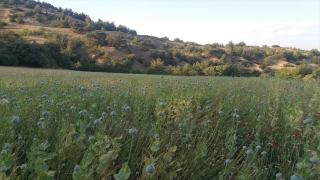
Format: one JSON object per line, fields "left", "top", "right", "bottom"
{"left": 44, "top": 0, "right": 320, "bottom": 50}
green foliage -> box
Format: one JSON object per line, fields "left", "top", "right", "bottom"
{"left": 275, "top": 64, "right": 313, "bottom": 79}
{"left": 131, "top": 36, "right": 156, "bottom": 49}
{"left": 0, "top": 54, "right": 19, "bottom": 66}
{"left": 106, "top": 33, "right": 127, "bottom": 49}
{"left": 149, "top": 50, "right": 175, "bottom": 65}
{"left": 309, "top": 49, "right": 320, "bottom": 57}
{"left": 43, "top": 42, "right": 71, "bottom": 68}
{"left": 69, "top": 21, "right": 85, "bottom": 33}
{"left": 8, "top": 13, "right": 18, "bottom": 22}
{"left": 312, "top": 56, "right": 320, "bottom": 64}
{"left": 241, "top": 61, "right": 253, "bottom": 67}
{"left": 220, "top": 54, "right": 226, "bottom": 62}
{"left": 225, "top": 41, "right": 234, "bottom": 55}
{"left": 173, "top": 38, "right": 183, "bottom": 43}
{"left": 64, "top": 37, "right": 83, "bottom": 56}
{"left": 1, "top": 41, "right": 51, "bottom": 67}
{"left": 241, "top": 46, "right": 265, "bottom": 61}
{"left": 110, "top": 54, "right": 135, "bottom": 67}
{"left": 16, "top": 14, "right": 24, "bottom": 24}
{"left": 0, "top": 21, "right": 8, "bottom": 27}
{"left": 192, "top": 61, "right": 210, "bottom": 75}
{"left": 240, "top": 68, "right": 261, "bottom": 77}
{"left": 236, "top": 41, "right": 246, "bottom": 47}
{"left": 0, "top": 30, "right": 23, "bottom": 45}
{"left": 202, "top": 44, "right": 225, "bottom": 57}
{"left": 18, "top": 27, "right": 45, "bottom": 36}
{"left": 24, "top": 9, "right": 34, "bottom": 17}
{"left": 149, "top": 58, "right": 164, "bottom": 72}
{"left": 18, "top": 28, "right": 32, "bottom": 36}
{"left": 34, "top": 12, "right": 42, "bottom": 22}
{"left": 51, "top": 12, "right": 70, "bottom": 28}
{"left": 271, "top": 44, "right": 280, "bottom": 48}
{"left": 25, "top": 0, "right": 36, "bottom": 8}
{"left": 221, "top": 64, "right": 239, "bottom": 76}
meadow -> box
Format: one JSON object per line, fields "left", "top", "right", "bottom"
{"left": 0, "top": 67, "right": 319, "bottom": 180}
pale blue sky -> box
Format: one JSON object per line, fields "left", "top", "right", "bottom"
{"left": 45, "top": 0, "right": 319, "bottom": 50}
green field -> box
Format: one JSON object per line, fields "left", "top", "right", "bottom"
{"left": 0, "top": 67, "right": 319, "bottom": 180}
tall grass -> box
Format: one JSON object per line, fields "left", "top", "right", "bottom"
{"left": 0, "top": 67, "right": 319, "bottom": 180}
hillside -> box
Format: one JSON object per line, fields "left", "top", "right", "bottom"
{"left": 0, "top": 0, "right": 320, "bottom": 78}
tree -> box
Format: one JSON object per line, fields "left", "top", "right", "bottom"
{"left": 173, "top": 38, "right": 183, "bottom": 43}
{"left": 69, "top": 22, "right": 84, "bottom": 33}
{"left": 237, "top": 41, "right": 246, "bottom": 47}
{"left": 220, "top": 54, "right": 226, "bottom": 63}
{"left": 84, "top": 16, "right": 92, "bottom": 30}
{"left": 312, "top": 56, "right": 320, "bottom": 64}
{"left": 16, "top": 14, "right": 24, "bottom": 24}
{"left": 150, "top": 58, "right": 164, "bottom": 72}
{"left": 225, "top": 41, "right": 234, "bottom": 55}
{"left": 106, "top": 32, "right": 127, "bottom": 49}
{"left": 222, "top": 64, "right": 239, "bottom": 76}
{"left": 34, "top": 4, "right": 41, "bottom": 13}
{"left": 2, "top": 41, "right": 51, "bottom": 67}
{"left": 34, "top": 12, "right": 42, "bottom": 22}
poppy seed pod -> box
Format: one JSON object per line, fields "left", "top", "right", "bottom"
{"left": 146, "top": 165, "right": 155, "bottom": 173}
{"left": 303, "top": 118, "right": 313, "bottom": 124}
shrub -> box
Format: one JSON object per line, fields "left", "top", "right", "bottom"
{"left": 24, "top": 10, "right": 34, "bottom": 17}
{"left": 0, "top": 54, "right": 19, "bottom": 66}
{"left": 311, "top": 56, "right": 320, "bottom": 64}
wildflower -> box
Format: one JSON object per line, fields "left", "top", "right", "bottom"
{"left": 241, "top": 123, "right": 247, "bottom": 127}
{"left": 271, "top": 142, "right": 279, "bottom": 147}
{"left": 248, "top": 133, "right": 253, "bottom": 137}
{"left": 294, "top": 132, "right": 300, "bottom": 137}
{"left": 145, "top": 165, "right": 155, "bottom": 173}
{"left": 266, "top": 129, "right": 271, "bottom": 134}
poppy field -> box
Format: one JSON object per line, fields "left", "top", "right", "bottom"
{"left": 0, "top": 67, "right": 319, "bottom": 180}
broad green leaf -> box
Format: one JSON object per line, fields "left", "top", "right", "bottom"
{"left": 150, "top": 141, "right": 160, "bottom": 152}
{"left": 37, "top": 172, "right": 49, "bottom": 180}
{"left": 114, "top": 162, "right": 131, "bottom": 180}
